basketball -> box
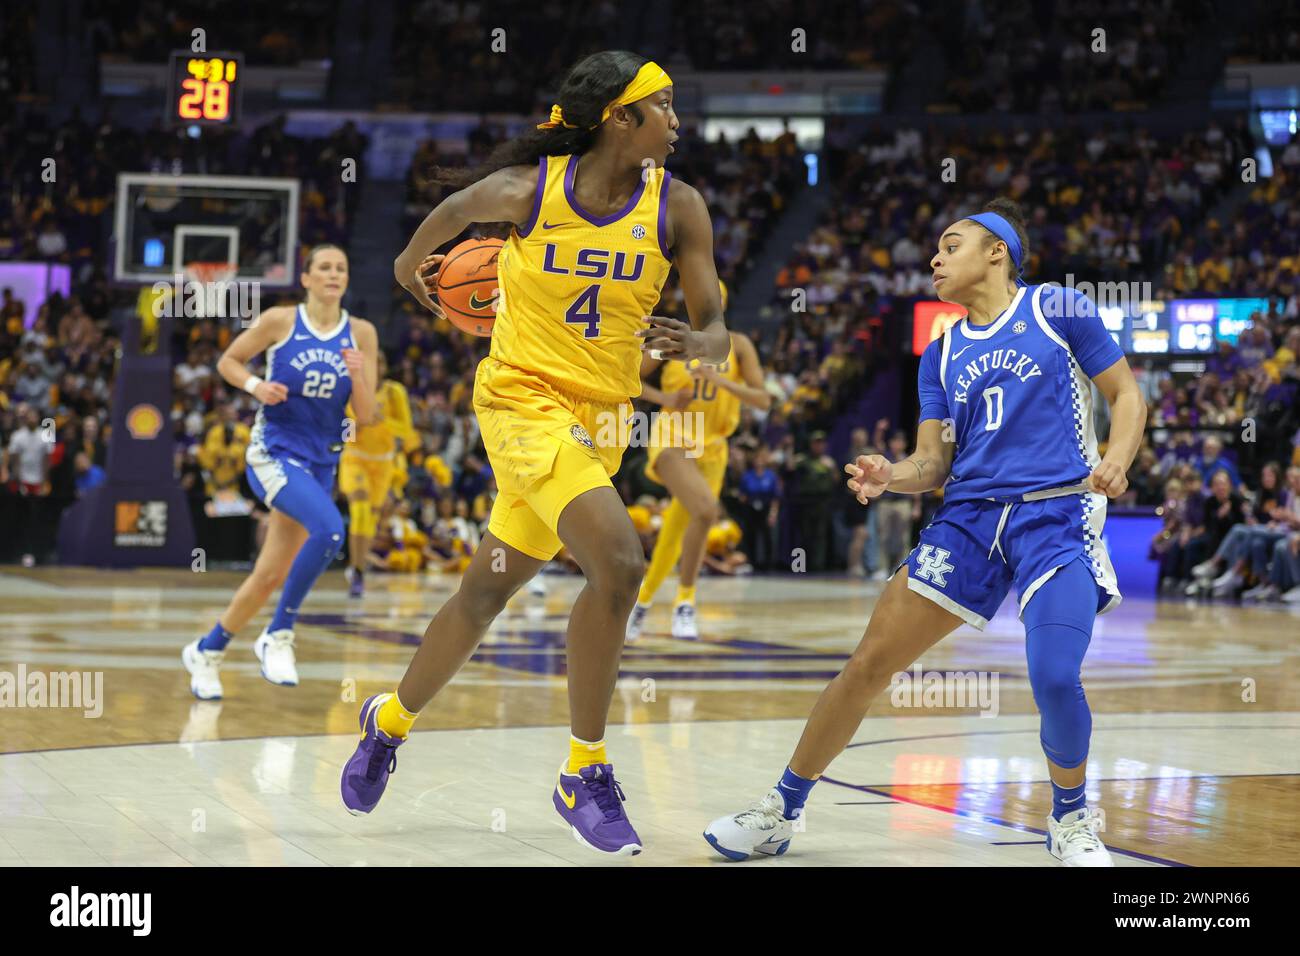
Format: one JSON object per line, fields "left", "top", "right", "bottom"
{"left": 434, "top": 237, "right": 503, "bottom": 336}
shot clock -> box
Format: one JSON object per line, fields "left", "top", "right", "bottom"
{"left": 168, "top": 52, "right": 244, "bottom": 127}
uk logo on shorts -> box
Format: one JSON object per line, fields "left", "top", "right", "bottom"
{"left": 570, "top": 424, "right": 594, "bottom": 448}
{"left": 914, "top": 545, "right": 955, "bottom": 586}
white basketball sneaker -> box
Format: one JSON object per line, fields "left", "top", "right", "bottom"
{"left": 626, "top": 602, "right": 650, "bottom": 641}
{"left": 181, "top": 639, "right": 225, "bottom": 700}
{"left": 1210, "top": 568, "right": 1243, "bottom": 597}
{"left": 1046, "top": 808, "right": 1114, "bottom": 866}
{"left": 704, "top": 789, "right": 795, "bottom": 860}
{"left": 253, "top": 628, "right": 299, "bottom": 686}
{"left": 671, "top": 602, "right": 698, "bottom": 639}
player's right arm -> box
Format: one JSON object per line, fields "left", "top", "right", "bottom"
{"left": 217, "top": 307, "right": 293, "bottom": 405}
{"left": 846, "top": 337, "right": 955, "bottom": 502}
{"left": 395, "top": 165, "right": 538, "bottom": 315}
{"left": 846, "top": 419, "right": 956, "bottom": 502}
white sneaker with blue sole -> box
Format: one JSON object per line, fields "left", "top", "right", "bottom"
{"left": 253, "top": 628, "right": 299, "bottom": 686}
{"left": 704, "top": 789, "right": 795, "bottom": 860}
{"left": 181, "top": 639, "right": 224, "bottom": 700}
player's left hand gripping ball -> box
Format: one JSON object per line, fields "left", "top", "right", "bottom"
{"left": 1087, "top": 460, "right": 1127, "bottom": 498}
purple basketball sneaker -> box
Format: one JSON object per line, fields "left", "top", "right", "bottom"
{"left": 553, "top": 762, "right": 642, "bottom": 856}
{"left": 341, "top": 693, "right": 405, "bottom": 815}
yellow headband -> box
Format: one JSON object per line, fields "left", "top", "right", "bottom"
{"left": 536, "top": 61, "right": 672, "bottom": 131}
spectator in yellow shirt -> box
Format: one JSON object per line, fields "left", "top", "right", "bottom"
{"left": 197, "top": 404, "right": 251, "bottom": 495}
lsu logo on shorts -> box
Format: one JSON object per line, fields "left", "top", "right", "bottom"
{"left": 570, "top": 424, "right": 594, "bottom": 448}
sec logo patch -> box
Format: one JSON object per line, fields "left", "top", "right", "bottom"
{"left": 1013, "top": 320, "right": 1027, "bottom": 334}
{"left": 570, "top": 424, "right": 594, "bottom": 448}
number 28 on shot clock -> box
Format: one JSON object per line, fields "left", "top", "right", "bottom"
{"left": 169, "top": 52, "right": 244, "bottom": 127}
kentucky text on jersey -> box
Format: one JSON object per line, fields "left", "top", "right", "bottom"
{"left": 288, "top": 348, "right": 350, "bottom": 377}
{"left": 952, "top": 348, "right": 1042, "bottom": 404}
{"left": 918, "top": 284, "right": 1126, "bottom": 502}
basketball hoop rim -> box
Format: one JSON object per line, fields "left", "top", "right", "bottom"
{"left": 183, "top": 261, "right": 239, "bottom": 284}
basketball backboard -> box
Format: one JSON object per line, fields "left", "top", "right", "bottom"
{"left": 113, "top": 174, "right": 300, "bottom": 289}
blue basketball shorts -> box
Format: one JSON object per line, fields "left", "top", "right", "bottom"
{"left": 246, "top": 444, "right": 337, "bottom": 509}
{"left": 900, "top": 492, "right": 1121, "bottom": 630}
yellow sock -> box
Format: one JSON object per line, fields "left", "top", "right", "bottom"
{"left": 675, "top": 584, "right": 697, "bottom": 606}
{"left": 375, "top": 691, "right": 418, "bottom": 739}
{"left": 567, "top": 735, "right": 607, "bottom": 772}
{"left": 639, "top": 497, "right": 691, "bottom": 604}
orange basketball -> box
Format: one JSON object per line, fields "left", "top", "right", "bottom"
{"left": 435, "top": 237, "right": 503, "bottom": 336}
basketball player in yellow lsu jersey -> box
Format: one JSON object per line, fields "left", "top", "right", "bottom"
{"left": 339, "top": 51, "right": 731, "bottom": 856}
{"left": 631, "top": 279, "right": 769, "bottom": 639}
{"left": 339, "top": 351, "right": 416, "bottom": 598}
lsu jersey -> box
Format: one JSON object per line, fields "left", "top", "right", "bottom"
{"left": 706, "top": 518, "right": 742, "bottom": 556}
{"left": 918, "top": 284, "right": 1126, "bottom": 503}
{"left": 253, "top": 304, "right": 355, "bottom": 464}
{"left": 491, "top": 153, "right": 674, "bottom": 403}
{"left": 659, "top": 336, "right": 745, "bottom": 442}
{"left": 344, "top": 379, "right": 416, "bottom": 460}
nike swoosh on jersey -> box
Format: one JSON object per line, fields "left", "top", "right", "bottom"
{"left": 950, "top": 344, "right": 973, "bottom": 361}
{"left": 541, "top": 220, "right": 569, "bottom": 230}
{"left": 294, "top": 334, "right": 312, "bottom": 340}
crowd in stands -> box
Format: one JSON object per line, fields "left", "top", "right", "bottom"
{"left": 19, "top": 0, "right": 1275, "bottom": 125}
{"left": 3, "top": 89, "right": 1299, "bottom": 596}
{"left": 391, "top": 0, "right": 623, "bottom": 114}
{"left": 666, "top": 0, "right": 924, "bottom": 72}
{"left": 814, "top": 121, "right": 1258, "bottom": 298}
{"left": 1230, "top": 3, "right": 1300, "bottom": 63}
{"left": 1138, "top": 311, "right": 1300, "bottom": 601}
{"left": 932, "top": 0, "right": 1214, "bottom": 113}
{"left": 80, "top": 0, "right": 334, "bottom": 65}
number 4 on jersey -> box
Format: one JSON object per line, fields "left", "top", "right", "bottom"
{"left": 565, "top": 285, "right": 601, "bottom": 338}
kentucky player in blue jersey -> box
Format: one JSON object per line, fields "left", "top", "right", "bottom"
{"left": 183, "top": 244, "right": 379, "bottom": 698}
{"left": 705, "top": 199, "right": 1147, "bottom": 866}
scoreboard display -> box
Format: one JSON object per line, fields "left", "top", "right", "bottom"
{"left": 168, "top": 52, "right": 243, "bottom": 127}
{"left": 911, "top": 300, "right": 967, "bottom": 355}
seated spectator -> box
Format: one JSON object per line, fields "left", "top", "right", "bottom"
{"left": 1152, "top": 476, "right": 1194, "bottom": 590}
{"left": 1264, "top": 532, "right": 1300, "bottom": 603}
{"left": 1197, "top": 465, "right": 1300, "bottom": 600}
{"left": 1192, "top": 435, "right": 1240, "bottom": 490}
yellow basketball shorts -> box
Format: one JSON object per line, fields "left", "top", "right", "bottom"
{"left": 474, "top": 356, "right": 631, "bottom": 561}
{"left": 645, "top": 436, "right": 729, "bottom": 497}
{"left": 339, "top": 455, "right": 394, "bottom": 509}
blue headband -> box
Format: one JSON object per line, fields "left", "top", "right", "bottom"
{"left": 967, "top": 212, "right": 1027, "bottom": 287}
